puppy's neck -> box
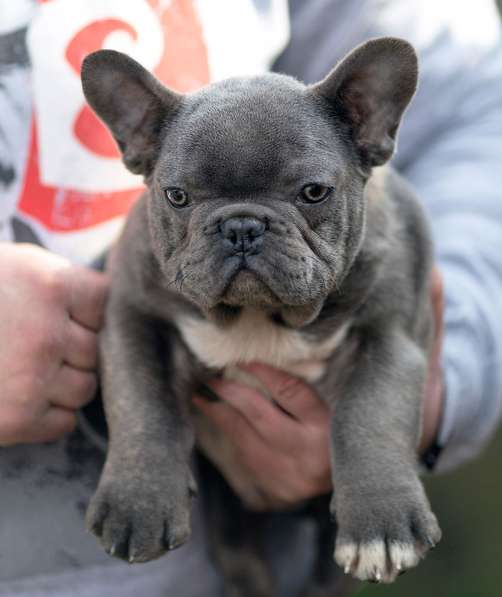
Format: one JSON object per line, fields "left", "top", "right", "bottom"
{"left": 177, "top": 307, "right": 350, "bottom": 382}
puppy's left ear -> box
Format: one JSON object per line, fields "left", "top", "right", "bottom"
{"left": 81, "top": 49, "right": 181, "bottom": 177}
{"left": 312, "top": 37, "right": 418, "bottom": 169}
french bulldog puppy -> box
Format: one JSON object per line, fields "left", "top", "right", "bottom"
{"left": 81, "top": 37, "right": 441, "bottom": 597}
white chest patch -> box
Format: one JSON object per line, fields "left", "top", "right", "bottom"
{"left": 177, "top": 308, "right": 350, "bottom": 382}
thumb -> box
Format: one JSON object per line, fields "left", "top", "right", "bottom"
{"left": 239, "top": 363, "right": 327, "bottom": 423}
{"left": 66, "top": 266, "right": 109, "bottom": 331}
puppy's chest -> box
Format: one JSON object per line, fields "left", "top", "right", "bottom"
{"left": 177, "top": 309, "right": 349, "bottom": 383}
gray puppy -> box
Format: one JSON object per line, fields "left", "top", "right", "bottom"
{"left": 81, "top": 37, "right": 441, "bottom": 596}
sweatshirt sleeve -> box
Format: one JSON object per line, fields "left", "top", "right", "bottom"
{"left": 397, "top": 32, "right": 502, "bottom": 471}
{"left": 274, "top": 0, "right": 502, "bottom": 470}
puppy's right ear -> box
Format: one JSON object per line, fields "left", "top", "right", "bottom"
{"left": 81, "top": 50, "right": 181, "bottom": 177}
{"left": 311, "top": 38, "right": 418, "bottom": 170}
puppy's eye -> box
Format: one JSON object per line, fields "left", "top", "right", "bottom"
{"left": 299, "top": 184, "right": 332, "bottom": 204}
{"left": 165, "top": 187, "right": 189, "bottom": 208}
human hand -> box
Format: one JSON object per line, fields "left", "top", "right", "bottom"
{"left": 193, "top": 268, "right": 445, "bottom": 510}
{"left": 419, "top": 267, "right": 445, "bottom": 454}
{"left": 194, "top": 363, "right": 332, "bottom": 510}
{"left": 0, "top": 243, "right": 108, "bottom": 446}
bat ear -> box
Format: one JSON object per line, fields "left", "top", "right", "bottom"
{"left": 311, "top": 37, "right": 418, "bottom": 169}
{"left": 81, "top": 50, "right": 181, "bottom": 176}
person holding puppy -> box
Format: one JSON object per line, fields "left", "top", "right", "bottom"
{"left": 0, "top": 0, "right": 501, "bottom": 596}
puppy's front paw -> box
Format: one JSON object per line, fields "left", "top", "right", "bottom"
{"left": 86, "top": 467, "right": 196, "bottom": 563}
{"left": 333, "top": 484, "right": 441, "bottom": 583}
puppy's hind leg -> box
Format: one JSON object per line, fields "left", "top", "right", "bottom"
{"left": 196, "top": 452, "right": 276, "bottom": 597}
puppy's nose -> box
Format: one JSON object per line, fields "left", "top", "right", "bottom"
{"left": 220, "top": 217, "right": 266, "bottom": 254}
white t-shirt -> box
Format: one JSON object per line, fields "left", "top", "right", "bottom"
{"left": 0, "top": 0, "right": 289, "bottom": 263}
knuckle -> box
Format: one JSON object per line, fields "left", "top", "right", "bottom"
{"left": 90, "top": 274, "right": 109, "bottom": 309}
{"left": 16, "top": 376, "right": 49, "bottom": 408}
{"left": 53, "top": 371, "right": 97, "bottom": 410}
{"left": 36, "top": 327, "right": 62, "bottom": 353}
{"left": 85, "top": 334, "right": 99, "bottom": 361}
{"left": 43, "top": 268, "right": 68, "bottom": 304}
{"left": 208, "top": 404, "right": 235, "bottom": 430}
{"left": 302, "top": 454, "right": 332, "bottom": 494}
{"left": 235, "top": 439, "right": 259, "bottom": 467}
{"left": 25, "top": 315, "right": 66, "bottom": 358}
{"left": 276, "top": 376, "right": 304, "bottom": 401}
{"left": 306, "top": 420, "right": 330, "bottom": 446}
{"left": 39, "top": 417, "right": 76, "bottom": 443}
{"left": 270, "top": 485, "right": 299, "bottom": 507}
{"left": 242, "top": 455, "right": 264, "bottom": 479}
{"left": 0, "top": 407, "right": 34, "bottom": 445}
{"left": 247, "top": 402, "right": 265, "bottom": 425}
{"left": 73, "top": 331, "right": 98, "bottom": 368}
{"left": 431, "top": 268, "right": 443, "bottom": 294}
{"left": 230, "top": 414, "right": 249, "bottom": 438}
{"left": 73, "top": 373, "right": 97, "bottom": 404}
{"left": 56, "top": 413, "right": 77, "bottom": 437}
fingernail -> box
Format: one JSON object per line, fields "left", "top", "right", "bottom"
{"left": 196, "top": 384, "right": 221, "bottom": 403}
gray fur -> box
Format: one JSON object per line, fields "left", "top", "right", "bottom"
{"left": 81, "top": 37, "right": 440, "bottom": 595}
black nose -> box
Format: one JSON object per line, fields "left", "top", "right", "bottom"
{"left": 220, "top": 217, "right": 266, "bottom": 254}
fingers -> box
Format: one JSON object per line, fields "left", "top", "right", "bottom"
{"left": 32, "top": 407, "right": 77, "bottom": 443}
{"left": 65, "top": 320, "right": 98, "bottom": 370}
{"left": 203, "top": 378, "right": 300, "bottom": 446}
{"left": 66, "top": 267, "right": 109, "bottom": 331}
{"left": 50, "top": 364, "right": 97, "bottom": 409}
{"left": 238, "top": 363, "right": 329, "bottom": 423}
{"left": 193, "top": 396, "right": 264, "bottom": 452}
{"left": 193, "top": 396, "right": 290, "bottom": 480}
{"left": 430, "top": 267, "right": 444, "bottom": 368}
{"left": 420, "top": 267, "right": 445, "bottom": 454}
{"left": 194, "top": 395, "right": 292, "bottom": 465}
{"left": 1, "top": 407, "right": 77, "bottom": 446}
{"left": 195, "top": 395, "right": 329, "bottom": 508}
{"left": 0, "top": 364, "right": 96, "bottom": 446}
{"left": 194, "top": 396, "right": 291, "bottom": 511}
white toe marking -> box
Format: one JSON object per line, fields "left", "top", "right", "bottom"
{"left": 355, "top": 541, "right": 387, "bottom": 581}
{"left": 335, "top": 542, "right": 358, "bottom": 571}
{"left": 336, "top": 540, "right": 422, "bottom": 582}
{"left": 389, "top": 542, "right": 420, "bottom": 571}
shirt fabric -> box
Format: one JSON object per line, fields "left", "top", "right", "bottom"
{"left": 1, "top": 0, "right": 502, "bottom": 595}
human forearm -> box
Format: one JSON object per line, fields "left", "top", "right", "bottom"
{"left": 403, "top": 116, "right": 502, "bottom": 471}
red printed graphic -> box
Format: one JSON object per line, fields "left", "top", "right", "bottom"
{"left": 68, "top": 19, "right": 138, "bottom": 159}
{"left": 19, "top": 0, "right": 210, "bottom": 233}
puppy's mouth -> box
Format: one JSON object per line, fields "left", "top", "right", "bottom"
{"left": 221, "top": 258, "right": 280, "bottom": 307}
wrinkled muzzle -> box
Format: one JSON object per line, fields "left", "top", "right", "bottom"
{"left": 166, "top": 203, "right": 334, "bottom": 325}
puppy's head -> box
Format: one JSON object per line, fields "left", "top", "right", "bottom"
{"left": 82, "top": 38, "right": 417, "bottom": 326}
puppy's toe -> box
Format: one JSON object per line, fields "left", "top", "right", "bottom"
{"left": 388, "top": 541, "right": 421, "bottom": 574}
{"left": 335, "top": 540, "right": 388, "bottom": 583}
{"left": 86, "top": 474, "right": 193, "bottom": 563}
{"left": 334, "top": 542, "right": 358, "bottom": 576}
